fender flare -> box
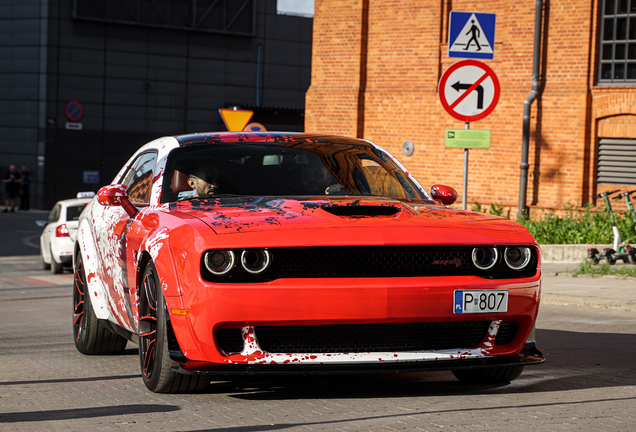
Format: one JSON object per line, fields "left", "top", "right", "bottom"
{"left": 75, "top": 218, "right": 111, "bottom": 321}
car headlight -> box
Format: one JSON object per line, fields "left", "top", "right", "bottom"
{"left": 504, "top": 246, "right": 532, "bottom": 270}
{"left": 204, "top": 250, "right": 236, "bottom": 276}
{"left": 241, "top": 249, "right": 272, "bottom": 274}
{"left": 472, "top": 247, "right": 498, "bottom": 271}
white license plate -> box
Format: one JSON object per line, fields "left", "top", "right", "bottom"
{"left": 454, "top": 290, "right": 508, "bottom": 314}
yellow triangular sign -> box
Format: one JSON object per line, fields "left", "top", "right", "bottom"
{"left": 219, "top": 108, "right": 253, "bottom": 132}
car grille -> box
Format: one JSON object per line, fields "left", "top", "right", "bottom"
{"left": 494, "top": 321, "right": 518, "bottom": 345}
{"left": 268, "top": 246, "right": 474, "bottom": 278}
{"left": 215, "top": 321, "right": 492, "bottom": 354}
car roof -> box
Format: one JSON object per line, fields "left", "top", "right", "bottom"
{"left": 174, "top": 132, "right": 374, "bottom": 148}
{"left": 54, "top": 198, "right": 93, "bottom": 208}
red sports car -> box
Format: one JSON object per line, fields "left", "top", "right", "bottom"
{"left": 73, "top": 132, "right": 543, "bottom": 393}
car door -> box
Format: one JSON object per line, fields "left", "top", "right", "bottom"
{"left": 94, "top": 151, "right": 157, "bottom": 331}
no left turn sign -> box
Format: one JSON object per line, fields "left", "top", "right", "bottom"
{"left": 438, "top": 60, "right": 500, "bottom": 122}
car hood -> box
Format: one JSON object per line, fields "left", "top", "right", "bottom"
{"left": 169, "top": 197, "right": 532, "bottom": 245}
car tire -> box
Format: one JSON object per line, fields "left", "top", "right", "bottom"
{"left": 42, "top": 255, "right": 51, "bottom": 270}
{"left": 51, "top": 247, "right": 64, "bottom": 274}
{"left": 452, "top": 365, "right": 525, "bottom": 384}
{"left": 73, "top": 253, "right": 128, "bottom": 355}
{"left": 139, "top": 261, "right": 210, "bottom": 393}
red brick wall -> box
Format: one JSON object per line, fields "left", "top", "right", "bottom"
{"left": 306, "top": 0, "right": 636, "bottom": 216}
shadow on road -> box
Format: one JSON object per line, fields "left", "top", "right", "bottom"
{"left": 189, "top": 328, "right": 636, "bottom": 400}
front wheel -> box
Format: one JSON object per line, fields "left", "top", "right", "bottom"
{"left": 452, "top": 365, "right": 525, "bottom": 384}
{"left": 139, "top": 261, "right": 210, "bottom": 393}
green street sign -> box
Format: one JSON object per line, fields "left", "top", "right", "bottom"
{"left": 445, "top": 129, "right": 491, "bottom": 149}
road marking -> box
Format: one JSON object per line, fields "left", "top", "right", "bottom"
{"left": 0, "top": 274, "right": 73, "bottom": 289}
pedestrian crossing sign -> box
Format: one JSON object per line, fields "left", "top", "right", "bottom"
{"left": 448, "top": 12, "right": 496, "bottom": 60}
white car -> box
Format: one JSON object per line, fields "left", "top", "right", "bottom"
{"left": 38, "top": 192, "right": 94, "bottom": 273}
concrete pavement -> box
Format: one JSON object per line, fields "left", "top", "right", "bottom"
{"left": 541, "top": 262, "right": 636, "bottom": 312}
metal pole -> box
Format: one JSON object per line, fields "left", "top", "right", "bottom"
{"left": 463, "top": 122, "right": 469, "bottom": 210}
{"left": 518, "top": 0, "right": 543, "bottom": 219}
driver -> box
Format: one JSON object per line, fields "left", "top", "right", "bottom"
{"left": 187, "top": 166, "right": 220, "bottom": 197}
{"left": 299, "top": 158, "right": 342, "bottom": 195}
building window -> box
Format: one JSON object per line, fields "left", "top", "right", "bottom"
{"left": 598, "top": 0, "right": 636, "bottom": 84}
{"left": 597, "top": 139, "right": 636, "bottom": 185}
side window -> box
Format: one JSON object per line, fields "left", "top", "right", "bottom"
{"left": 121, "top": 152, "right": 157, "bottom": 204}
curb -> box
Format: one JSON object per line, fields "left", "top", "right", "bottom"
{"left": 540, "top": 244, "right": 612, "bottom": 264}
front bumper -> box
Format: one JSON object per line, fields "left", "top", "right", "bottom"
{"left": 167, "top": 273, "right": 542, "bottom": 372}
{"left": 168, "top": 344, "right": 545, "bottom": 376}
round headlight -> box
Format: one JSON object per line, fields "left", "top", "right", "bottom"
{"left": 504, "top": 246, "right": 532, "bottom": 270}
{"left": 241, "top": 249, "right": 272, "bottom": 275}
{"left": 204, "top": 250, "right": 236, "bottom": 276}
{"left": 472, "top": 247, "right": 499, "bottom": 271}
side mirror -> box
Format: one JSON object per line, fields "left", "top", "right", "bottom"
{"left": 430, "top": 184, "right": 458, "bottom": 206}
{"left": 97, "top": 184, "right": 138, "bottom": 218}
{"left": 35, "top": 220, "right": 46, "bottom": 228}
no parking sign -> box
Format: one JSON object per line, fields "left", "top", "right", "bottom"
{"left": 65, "top": 100, "right": 84, "bottom": 122}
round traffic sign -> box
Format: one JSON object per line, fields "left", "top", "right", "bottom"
{"left": 243, "top": 122, "right": 267, "bottom": 132}
{"left": 65, "top": 100, "right": 84, "bottom": 122}
{"left": 438, "top": 60, "right": 500, "bottom": 122}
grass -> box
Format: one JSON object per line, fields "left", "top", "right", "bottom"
{"left": 570, "top": 259, "right": 636, "bottom": 278}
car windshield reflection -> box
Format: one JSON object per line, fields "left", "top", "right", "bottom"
{"left": 161, "top": 142, "right": 423, "bottom": 203}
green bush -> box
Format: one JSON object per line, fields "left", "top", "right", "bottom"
{"left": 470, "top": 201, "right": 636, "bottom": 244}
{"left": 518, "top": 203, "right": 636, "bottom": 244}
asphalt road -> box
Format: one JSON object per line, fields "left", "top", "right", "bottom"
{"left": 0, "top": 208, "right": 49, "bottom": 257}
{"left": 1, "top": 255, "right": 636, "bottom": 431}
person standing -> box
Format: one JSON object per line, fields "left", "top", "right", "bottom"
{"left": 19, "top": 165, "right": 30, "bottom": 210}
{"left": 3, "top": 165, "right": 22, "bottom": 213}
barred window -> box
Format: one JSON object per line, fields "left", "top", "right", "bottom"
{"left": 598, "top": 0, "right": 636, "bottom": 84}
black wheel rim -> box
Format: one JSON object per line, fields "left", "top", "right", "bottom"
{"left": 140, "top": 269, "right": 158, "bottom": 378}
{"left": 73, "top": 257, "right": 85, "bottom": 340}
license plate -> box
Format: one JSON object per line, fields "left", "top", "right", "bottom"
{"left": 454, "top": 290, "right": 508, "bottom": 314}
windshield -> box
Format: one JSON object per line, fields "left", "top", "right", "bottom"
{"left": 161, "top": 141, "right": 425, "bottom": 203}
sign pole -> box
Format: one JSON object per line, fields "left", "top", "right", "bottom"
{"left": 462, "top": 122, "right": 469, "bottom": 210}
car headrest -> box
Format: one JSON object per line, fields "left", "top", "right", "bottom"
{"left": 171, "top": 170, "right": 190, "bottom": 195}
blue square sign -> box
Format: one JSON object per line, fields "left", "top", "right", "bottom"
{"left": 448, "top": 12, "right": 496, "bottom": 60}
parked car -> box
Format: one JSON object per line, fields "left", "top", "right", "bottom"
{"left": 38, "top": 192, "right": 93, "bottom": 273}
{"left": 73, "top": 132, "right": 544, "bottom": 393}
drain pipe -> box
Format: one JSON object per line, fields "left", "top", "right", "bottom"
{"left": 518, "top": 0, "right": 544, "bottom": 219}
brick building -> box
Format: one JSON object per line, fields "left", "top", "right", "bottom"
{"left": 305, "top": 0, "right": 636, "bottom": 217}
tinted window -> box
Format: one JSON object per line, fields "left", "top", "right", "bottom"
{"left": 121, "top": 152, "right": 157, "bottom": 204}
{"left": 66, "top": 204, "right": 88, "bottom": 221}
{"left": 161, "top": 141, "right": 425, "bottom": 203}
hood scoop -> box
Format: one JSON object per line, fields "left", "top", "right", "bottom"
{"left": 322, "top": 205, "right": 400, "bottom": 218}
